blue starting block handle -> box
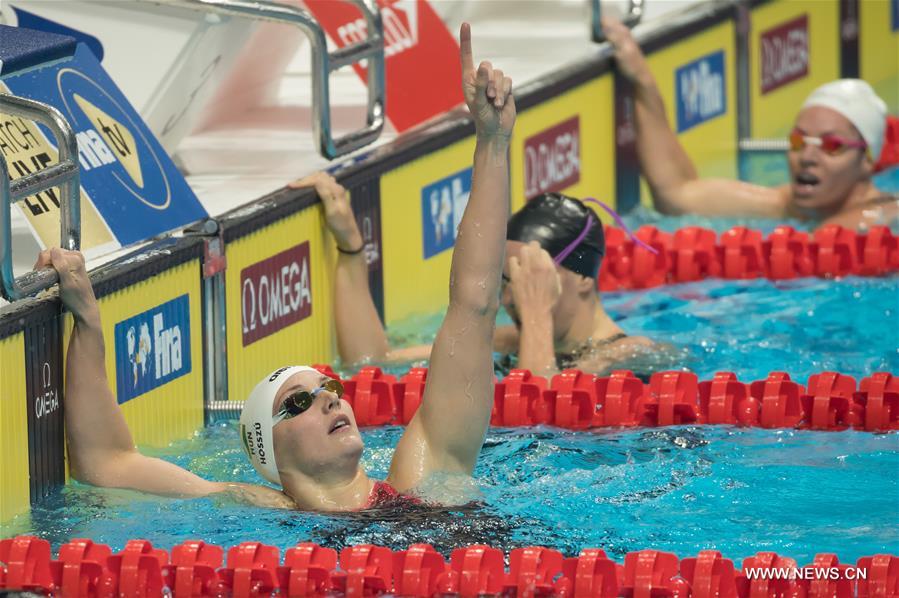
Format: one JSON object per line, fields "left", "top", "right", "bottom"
{"left": 158, "top": 0, "right": 386, "bottom": 160}
{"left": 592, "top": 0, "right": 644, "bottom": 43}
{"left": 0, "top": 93, "right": 81, "bottom": 302}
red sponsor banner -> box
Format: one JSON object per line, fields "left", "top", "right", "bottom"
{"left": 524, "top": 116, "right": 581, "bottom": 200}
{"left": 241, "top": 242, "right": 312, "bottom": 346}
{"left": 761, "top": 15, "right": 809, "bottom": 94}
{"left": 304, "top": 0, "right": 463, "bottom": 132}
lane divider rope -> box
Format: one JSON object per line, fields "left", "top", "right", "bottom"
{"left": 597, "top": 223, "right": 898, "bottom": 290}
{"left": 1, "top": 536, "right": 895, "bottom": 597}
{"left": 315, "top": 366, "right": 898, "bottom": 433}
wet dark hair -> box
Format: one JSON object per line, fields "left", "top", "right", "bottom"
{"left": 506, "top": 193, "right": 605, "bottom": 279}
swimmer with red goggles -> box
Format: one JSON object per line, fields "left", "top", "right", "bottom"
{"left": 603, "top": 17, "right": 896, "bottom": 230}
{"left": 788, "top": 129, "right": 869, "bottom": 157}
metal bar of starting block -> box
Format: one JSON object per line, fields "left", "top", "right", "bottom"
{"left": 592, "top": 0, "right": 645, "bottom": 43}
{"left": 0, "top": 93, "right": 81, "bottom": 302}
{"left": 146, "top": 0, "right": 386, "bottom": 160}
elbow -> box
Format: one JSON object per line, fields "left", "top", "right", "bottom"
{"left": 68, "top": 450, "right": 133, "bottom": 488}
{"left": 449, "top": 280, "right": 500, "bottom": 319}
{"left": 650, "top": 187, "right": 690, "bottom": 216}
{"left": 654, "top": 200, "right": 683, "bottom": 216}
{"left": 69, "top": 462, "right": 110, "bottom": 488}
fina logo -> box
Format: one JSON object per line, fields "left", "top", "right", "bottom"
{"left": 421, "top": 167, "right": 472, "bottom": 259}
{"left": 675, "top": 50, "right": 726, "bottom": 133}
{"left": 114, "top": 295, "right": 192, "bottom": 403}
{"left": 126, "top": 321, "right": 152, "bottom": 388}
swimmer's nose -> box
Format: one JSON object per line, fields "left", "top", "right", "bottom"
{"left": 798, "top": 142, "right": 818, "bottom": 165}
{"left": 322, "top": 391, "right": 341, "bottom": 412}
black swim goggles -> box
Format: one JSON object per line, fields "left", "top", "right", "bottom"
{"left": 272, "top": 378, "right": 344, "bottom": 427}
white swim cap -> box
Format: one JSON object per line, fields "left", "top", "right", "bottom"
{"left": 801, "top": 79, "right": 888, "bottom": 161}
{"left": 239, "top": 365, "right": 319, "bottom": 485}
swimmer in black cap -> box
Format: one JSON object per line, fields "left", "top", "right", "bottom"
{"left": 318, "top": 182, "right": 657, "bottom": 378}
{"left": 495, "top": 192, "right": 654, "bottom": 377}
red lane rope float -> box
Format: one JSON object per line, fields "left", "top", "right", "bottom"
{"left": 314, "top": 366, "right": 899, "bottom": 433}
{"left": 597, "top": 224, "right": 898, "bottom": 291}
{"left": 2, "top": 536, "right": 897, "bottom": 597}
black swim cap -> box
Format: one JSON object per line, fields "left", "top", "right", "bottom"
{"left": 506, "top": 193, "right": 605, "bottom": 279}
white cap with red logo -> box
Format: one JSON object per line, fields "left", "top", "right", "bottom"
{"left": 802, "top": 79, "right": 888, "bottom": 161}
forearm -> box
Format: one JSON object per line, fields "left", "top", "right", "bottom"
{"left": 333, "top": 251, "right": 389, "bottom": 364}
{"left": 82, "top": 452, "right": 219, "bottom": 497}
{"left": 632, "top": 76, "right": 699, "bottom": 213}
{"left": 65, "top": 308, "right": 137, "bottom": 481}
{"left": 65, "top": 309, "right": 219, "bottom": 495}
{"left": 633, "top": 83, "right": 789, "bottom": 217}
{"left": 385, "top": 344, "right": 433, "bottom": 364}
{"left": 515, "top": 308, "right": 557, "bottom": 378}
{"left": 448, "top": 136, "right": 509, "bottom": 314}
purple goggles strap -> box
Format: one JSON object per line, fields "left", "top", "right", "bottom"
{"left": 551, "top": 197, "right": 660, "bottom": 266}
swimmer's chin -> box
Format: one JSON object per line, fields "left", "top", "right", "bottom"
{"left": 790, "top": 185, "right": 832, "bottom": 214}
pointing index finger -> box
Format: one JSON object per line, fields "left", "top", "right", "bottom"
{"left": 460, "top": 22, "right": 474, "bottom": 77}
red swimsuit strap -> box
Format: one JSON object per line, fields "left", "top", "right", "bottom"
{"left": 365, "top": 480, "right": 421, "bottom": 509}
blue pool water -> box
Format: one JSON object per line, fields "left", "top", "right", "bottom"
{"left": 388, "top": 276, "right": 899, "bottom": 383}
{"left": 9, "top": 275, "right": 898, "bottom": 564}
{"left": 12, "top": 424, "right": 898, "bottom": 564}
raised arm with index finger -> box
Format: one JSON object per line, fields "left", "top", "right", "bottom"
{"left": 386, "top": 23, "right": 516, "bottom": 492}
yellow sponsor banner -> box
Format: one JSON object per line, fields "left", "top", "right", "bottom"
{"left": 860, "top": 0, "right": 899, "bottom": 111}
{"left": 0, "top": 82, "right": 117, "bottom": 254}
{"left": 0, "top": 333, "right": 30, "bottom": 525}
{"left": 510, "top": 75, "right": 616, "bottom": 215}
{"left": 382, "top": 76, "right": 615, "bottom": 325}
{"left": 380, "top": 137, "right": 475, "bottom": 325}
{"left": 749, "top": 0, "right": 840, "bottom": 139}
{"left": 640, "top": 20, "right": 738, "bottom": 206}
{"left": 225, "top": 208, "right": 335, "bottom": 405}
{"left": 62, "top": 259, "right": 205, "bottom": 448}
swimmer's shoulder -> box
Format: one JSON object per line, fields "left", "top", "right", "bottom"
{"left": 599, "top": 334, "right": 654, "bottom": 353}
{"left": 214, "top": 482, "right": 298, "bottom": 510}
{"left": 753, "top": 184, "right": 793, "bottom": 218}
{"left": 494, "top": 325, "right": 519, "bottom": 354}
{"left": 822, "top": 193, "right": 899, "bottom": 230}
{"left": 572, "top": 334, "right": 655, "bottom": 374}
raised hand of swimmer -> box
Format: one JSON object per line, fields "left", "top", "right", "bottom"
{"left": 34, "top": 248, "right": 99, "bottom": 325}
{"left": 508, "top": 241, "right": 561, "bottom": 317}
{"left": 460, "top": 22, "right": 515, "bottom": 140}
{"left": 601, "top": 17, "right": 651, "bottom": 86}
{"left": 289, "top": 172, "right": 363, "bottom": 253}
